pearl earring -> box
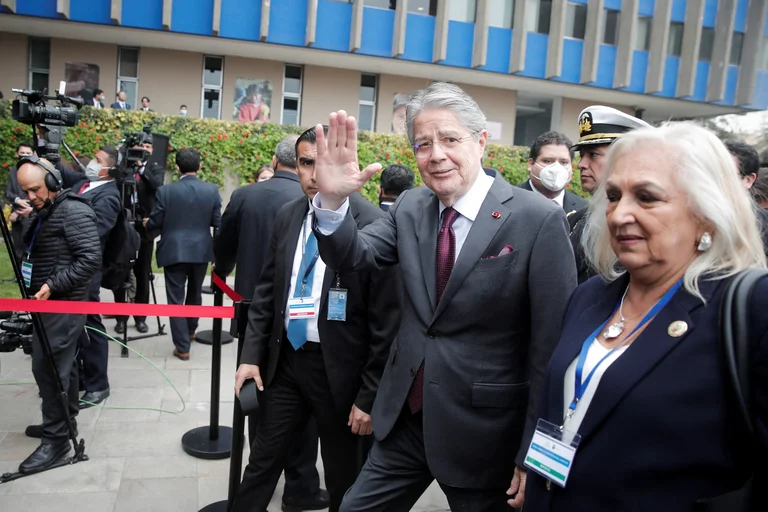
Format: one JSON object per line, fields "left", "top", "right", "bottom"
{"left": 697, "top": 232, "right": 712, "bottom": 252}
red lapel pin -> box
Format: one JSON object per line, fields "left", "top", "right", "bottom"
{"left": 492, "top": 211, "right": 501, "bottom": 219}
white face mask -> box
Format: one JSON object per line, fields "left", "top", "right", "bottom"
{"left": 179, "top": 109, "right": 188, "bottom": 116}
{"left": 532, "top": 161, "right": 571, "bottom": 192}
{"left": 85, "top": 160, "right": 103, "bottom": 182}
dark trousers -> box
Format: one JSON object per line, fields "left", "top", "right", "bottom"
{"left": 10, "top": 220, "right": 27, "bottom": 266}
{"left": 32, "top": 313, "right": 85, "bottom": 442}
{"left": 232, "top": 343, "right": 366, "bottom": 512}
{"left": 78, "top": 270, "right": 109, "bottom": 392}
{"left": 164, "top": 262, "right": 207, "bottom": 353}
{"left": 114, "top": 238, "right": 153, "bottom": 323}
{"left": 248, "top": 413, "right": 321, "bottom": 499}
{"left": 340, "top": 411, "right": 510, "bottom": 512}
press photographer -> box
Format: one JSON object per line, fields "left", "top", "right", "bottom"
{"left": 5, "top": 142, "right": 36, "bottom": 266}
{"left": 14, "top": 155, "right": 101, "bottom": 473}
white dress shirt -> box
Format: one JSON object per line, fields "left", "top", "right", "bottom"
{"left": 284, "top": 203, "right": 327, "bottom": 344}
{"left": 80, "top": 180, "right": 110, "bottom": 194}
{"left": 93, "top": 98, "right": 102, "bottom": 108}
{"left": 527, "top": 179, "right": 565, "bottom": 207}
{"left": 314, "top": 170, "right": 495, "bottom": 262}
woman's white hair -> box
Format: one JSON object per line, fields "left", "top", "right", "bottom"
{"left": 582, "top": 121, "right": 766, "bottom": 301}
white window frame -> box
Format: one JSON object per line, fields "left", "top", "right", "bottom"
{"left": 358, "top": 74, "right": 378, "bottom": 132}
{"left": 201, "top": 55, "right": 225, "bottom": 120}
{"left": 28, "top": 37, "right": 50, "bottom": 90}
{"left": 281, "top": 64, "right": 304, "bottom": 125}
{"left": 117, "top": 47, "right": 140, "bottom": 108}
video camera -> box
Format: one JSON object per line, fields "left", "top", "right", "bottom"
{"left": 11, "top": 82, "right": 84, "bottom": 164}
{"left": 0, "top": 312, "right": 34, "bottom": 356}
{"left": 113, "top": 125, "right": 153, "bottom": 180}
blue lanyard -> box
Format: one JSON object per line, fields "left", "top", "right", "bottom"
{"left": 568, "top": 280, "right": 683, "bottom": 416}
{"left": 301, "top": 252, "right": 320, "bottom": 287}
{"left": 26, "top": 219, "right": 42, "bottom": 255}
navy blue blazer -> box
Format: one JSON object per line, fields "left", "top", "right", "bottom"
{"left": 525, "top": 273, "right": 768, "bottom": 512}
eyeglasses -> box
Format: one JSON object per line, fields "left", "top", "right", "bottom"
{"left": 412, "top": 134, "right": 476, "bottom": 159}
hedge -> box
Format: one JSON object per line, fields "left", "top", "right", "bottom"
{"left": 0, "top": 100, "right": 585, "bottom": 203}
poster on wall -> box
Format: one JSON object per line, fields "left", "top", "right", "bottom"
{"left": 234, "top": 78, "right": 272, "bottom": 123}
{"left": 486, "top": 121, "right": 503, "bottom": 141}
{"left": 64, "top": 62, "right": 100, "bottom": 105}
{"left": 391, "top": 93, "right": 410, "bottom": 134}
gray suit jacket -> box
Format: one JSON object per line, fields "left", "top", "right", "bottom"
{"left": 315, "top": 170, "right": 577, "bottom": 489}
{"left": 148, "top": 175, "right": 221, "bottom": 268}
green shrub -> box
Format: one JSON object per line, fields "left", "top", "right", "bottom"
{"left": 0, "top": 100, "right": 585, "bottom": 203}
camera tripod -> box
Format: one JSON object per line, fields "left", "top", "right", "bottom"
{"left": 0, "top": 199, "right": 87, "bottom": 485}
{"left": 118, "top": 264, "right": 166, "bottom": 358}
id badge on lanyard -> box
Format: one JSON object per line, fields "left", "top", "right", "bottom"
{"left": 22, "top": 219, "right": 42, "bottom": 289}
{"left": 327, "top": 273, "right": 347, "bottom": 322}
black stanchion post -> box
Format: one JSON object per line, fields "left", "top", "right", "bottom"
{"left": 199, "top": 299, "right": 251, "bottom": 512}
{"left": 181, "top": 284, "right": 232, "bottom": 460}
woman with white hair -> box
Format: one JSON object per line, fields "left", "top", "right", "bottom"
{"left": 523, "top": 123, "right": 768, "bottom": 511}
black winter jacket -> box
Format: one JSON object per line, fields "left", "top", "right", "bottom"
{"left": 24, "top": 190, "right": 101, "bottom": 300}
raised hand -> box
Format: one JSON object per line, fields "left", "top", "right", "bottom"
{"left": 314, "top": 110, "right": 381, "bottom": 211}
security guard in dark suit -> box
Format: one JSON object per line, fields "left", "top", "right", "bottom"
{"left": 569, "top": 106, "right": 651, "bottom": 283}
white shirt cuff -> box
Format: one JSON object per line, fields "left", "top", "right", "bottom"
{"left": 312, "top": 194, "right": 349, "bottom": 235}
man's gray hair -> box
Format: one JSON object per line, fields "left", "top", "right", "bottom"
{"left": 274, "top": 135, "right": 299, "bottom": 169}
{"left": 405, "top": 82, "right": 487, "bottom": 142}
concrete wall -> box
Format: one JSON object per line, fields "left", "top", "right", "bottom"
{"left": 457, "top": 83, "right": 517, "bottom": 146}
{"left": 557, "top": 98, "right": 634, "bottom": 144}
{"left": 0, "top": 32, "right": 28, "bottom": 97}
{"left": 300, "top": 65, "right": 360, "bottom": 128}
{"left": 139, "top": 49, "right": 203, "bottom": 116}
{"left": 50, "top": 37, "right": 118, "bottom": 104}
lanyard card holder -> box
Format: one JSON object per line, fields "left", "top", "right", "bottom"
{"left": 524, "top": 419, "right": 581, "bottom": 489}
{"left": 328, "top": 274, "right": 347, "bottom": 322}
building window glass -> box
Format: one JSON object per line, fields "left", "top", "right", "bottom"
{"left": 488, "top": 0, "right": 514, "bottom": 29}
{"left": 201, "top": 55, "right": 223, "bottom": 120}
{"left": 282, "top": 65, "right": 303, "bottom": 126}
{"left": 730, "top": 32, "right": 744, "bottom": 66}
{"left": 364, "top": 0, "right": 395, "bottom": 9}
{"left": 602, "top": 9, "right": 620, "bottom": 46}
{"left": 698, "top": 27, "right": 715, "bottom": 62}
{"left": 358, "top": 74, "right": 377, "bottom": 133}
{"left": 526, "top": 0, "right": 552, "bottom": 34}
{"left": 668, "top": 22, "right": 684, "bottom": 56}
{"left": 565, "top": 2, "right": 587, "bottom": 40}
{"left": 449, "top": 0, "right": 476, "bottom": 22}
{"left": 29, "top": 37, "right": 50, "bottom": 91}
{"left": 117, "top": 47, "right": 139, "bottom": 109}
{"left": 635, "top": 15, "right": 652, "bottom": 51}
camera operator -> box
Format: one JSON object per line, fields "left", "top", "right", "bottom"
{"left": 113, "top": 135, "right": 164, "bottom": 335}
{"left": 15, "top": 156, "right": 101, "bottom": 473}
{"left": 5, "top": 142, "right": 35, "bottom": 266}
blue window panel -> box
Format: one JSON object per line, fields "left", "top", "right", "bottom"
{"left": 656, "top": 55, "right": 680, "bottom": 97}
{"left": 552, "top": 38, "right": 583, "bottom": 84}
{"left": 604, "top": 0, "right": 622, "bottom": 10}
{"left": 638, "top": 0, "right": 655, "bottom": 17}
{"left": 751, "top": 70, "right": 768, "bottom": 110}
{"left": 703, "top": 0, "right": 718, "bottom": 28}
{"left": 570, "top": 0, "right": 588, "bottom": 4}
{"left": 400, "top": 13, "right": 435, "bottom": 63}
{"left": 359, "top": 7, "right": 394, "bottom": 57}
{"left": 315, "top": 0, "right": 352, "bottom": 52}
{"left": 123, "top": 0, "right": 163, "bottom": 30}
{"left": 70, "top": 0, "right": 111, "bottom": 24}
{"left": 479, "top": 27, "right": 512, "bottom": 74}
{"left": 172, "top": 0, "right": 214, "bottom": 36}
{"left": 441, "top": 21, "right": 474, "bottom": 68}
{"left": 724, "top": 64, "right": 739, "bottom": 105}
{"left": 590, "top": 44, "right": 617, "bottom": 88}
{"left": 691, "top": 61, "right": 709, "bottom": 101}
{"left": 620, "top": 50, "right": 649, "bottom": 93}
{"left": 219, "top": 0, "right": 261, "bottom": 41}
{"left": 518, "top": 32, "right": 548, "bottom": 78}
{"left": 267, "top": 0, "right": 307, "bottom": 47}
{"left": 16, "top": 0, "right": 57, "bottom": 18}
{"left": 671, "top": 0, "right": 686, "bottom": 23}
{"left": 734, "top": 0, "right": 748, "bottom": 33}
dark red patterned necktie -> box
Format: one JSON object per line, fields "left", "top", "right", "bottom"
{"left": 407, "top": 206, "right": 459, "bottom": 414}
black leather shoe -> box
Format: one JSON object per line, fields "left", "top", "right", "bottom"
{"left": 135, "top": 321, "right": 149, "bottom": 333}
{"left": 115, "top": 321, "right": 126, "bottom": 334}
{"left": 80, "top": 389, "right": 110, "bottom": 409}
{"left": 282, "top": 489, "right": 330, "bottom": 512}
{"left": 19, "top": 441, "right": 71, "bottom": 474}
{"left": 25, "top": 424, "right": 78, "bottom": 439}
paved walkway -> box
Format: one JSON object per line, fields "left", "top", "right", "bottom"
{"left": 0, "top": 277, "right": 450, "bottom": 511}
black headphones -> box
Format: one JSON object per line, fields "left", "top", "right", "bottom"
{"left": 16, "top": 155, "right": 63, "bottom": 192}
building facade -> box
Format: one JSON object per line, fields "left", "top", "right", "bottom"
{"left": 0, "top": 0, "right": 766, "bottom": 147}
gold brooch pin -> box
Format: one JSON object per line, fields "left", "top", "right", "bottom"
{"left": 668, "top": 321, "right": 688, "bottom": 337}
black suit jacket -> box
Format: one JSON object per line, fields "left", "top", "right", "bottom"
{"left": 80, "top": 182, "right": 121, "bottom": 250}
{"left": 147, "top": 175, "right": 221, "bottom": 268}
{"left": 241, "top": 193, "right": 401, "bottom": 416}
{"left": 215, "top": 170, "right": 303, "bottom": 302}
{"left": 526, "top": 274, "right": 768, "bottom": 511}
{"left": 519, "top": 179, "right": 587, "bottom": 215}
{"left": 110, "top": 102, "right": 131, "bottom": 109}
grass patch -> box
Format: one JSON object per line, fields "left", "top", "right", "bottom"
{"left": 0, "top": 244, "right": 22, "bottom": 299}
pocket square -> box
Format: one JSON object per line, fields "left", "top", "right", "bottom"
{"left": 485, "top": 245, "right": 513, "bottom": 259}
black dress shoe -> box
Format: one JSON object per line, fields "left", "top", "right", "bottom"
{"left": 19, "top": 441, "right": 72, "bottom": 474}
{"left": 80, "top": 389, "right": 110, "bottom": 409}
{"left": 25, "top": 424, "right": 78, "bottom": 439}
{"left": 135, "top": 320, "right": 149, "bottom": 333}
{"left": 115, "top": 321, "right": 126, "bottom": 334}
{"left": 282, "top": 489, "right": 330, "bottom": 512}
